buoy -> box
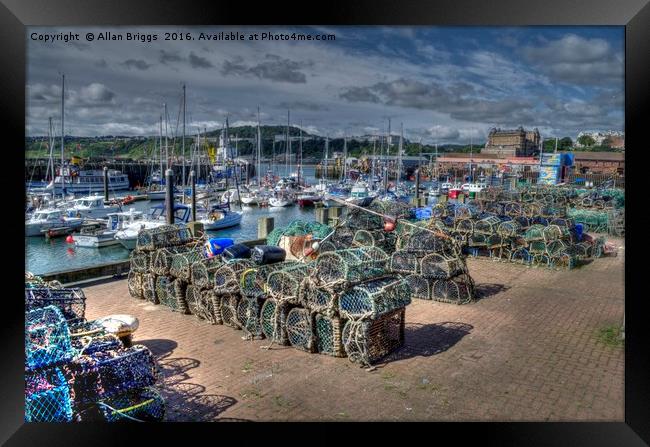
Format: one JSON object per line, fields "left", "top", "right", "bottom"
{"left": 383, "top": 218, "right": 396, "bottom": 232}
{"left": 66, "top": 235, "right": 74, "bottom": 243}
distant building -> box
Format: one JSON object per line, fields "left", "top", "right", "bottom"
{"left": 483, "top": 127, "right": 541, "bottom": 157}
{"left": 572, "top": 152, "right": 625, "bottom": 175}
{"left": 575, "top": 130, "right": 624, "bottom": 148}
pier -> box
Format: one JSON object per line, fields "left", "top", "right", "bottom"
{"left": 78, "top": 241, "right": 624, "bottom": 421}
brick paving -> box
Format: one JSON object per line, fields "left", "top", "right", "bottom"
{"left": 83, "top": 238, "right": 625, "bottom": 421}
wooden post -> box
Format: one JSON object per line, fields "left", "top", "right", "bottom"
{"left": 258, "top": 217, "right": 275, "bottom": 239}
{"left": 414, "top": 168, "right": 420, "bottom": 200}
{"left": 103, "top": 166, "right": 109, "bottom": 201}
{"left": 165, "top": 169, "right": 174, "bottom": 225}
{"left": 316, "top": 207, "right": 329, "bottom": 225}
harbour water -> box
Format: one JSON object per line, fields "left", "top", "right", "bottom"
{"left": 26, "top": 164, "right": 332, "bottom": 275}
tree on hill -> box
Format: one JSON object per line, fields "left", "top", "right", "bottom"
{"left": 577, "top": 134, "right": 596, "bottom": 147}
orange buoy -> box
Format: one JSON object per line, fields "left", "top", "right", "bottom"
{"left": 66, "top": 235, "right": 74, "bottom": 243}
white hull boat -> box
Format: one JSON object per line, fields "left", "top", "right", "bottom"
{"left": 269, "top": 197, "right": 294, "bottom": 207}
{"left": 199, "top": 210, "right": 243, "bottom": 231}
{"left": 74, "top": 229, "right": 121, "bottom": 248}
{"left": 46, "top": 169, "right": 130, "bottom": 193}
{"left": 66, "top": 195, "right": 121, "bottom": 219}
{"left": 25, "top": 210, "right": 83, "bottom": 237}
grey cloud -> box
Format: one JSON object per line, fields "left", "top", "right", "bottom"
{"left": 522, "top": 34, "right": 622, "bottom": 85}
{"left": 79, "top": 83, "right": 115, "bottom": 103}
{"left": 188, "top": 52, "right": 213, "bottom": 68}
{"left": 122, "top": 59, "right": 152, "bottom": 70}
{"left": 340, "top": 78, "right": 534, "bottom": 124}
{"left": 160, "top": 50, "right": 184, "bottom": 64}
{"left": 277, "top": 101, "right": 329, "bottom": 111}
{"left": 221, "top": 54, "right": 311, "bottom": 83}
{"left": 95, "top": 59, "right": 108, "bottom": 68}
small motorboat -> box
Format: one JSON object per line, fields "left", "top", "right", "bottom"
{"left": 199, "top": 207, "right": 243, "bottom": 231}
{"left": 269, "top": 191, "right": 295, "bottom": 207}
{"left": 26, "top": 209, "right": 84, "bottom": 237}
{"left": 74, "top": 227, "right": 121, "bottom": 248}
{"left": 66, "top": 195, "right": 121, "bottom": 219}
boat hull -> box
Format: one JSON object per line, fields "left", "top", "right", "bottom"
{"left": 74, "top": 233, "right": 121, "bottom": 248}
{"left": 25, "top": 219, "right": 83, "bottom": 237}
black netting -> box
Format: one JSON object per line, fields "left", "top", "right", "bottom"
{"left": 297, "top": 276, "right": 339, "bottom": 314}
{"left": 142, "top": 274, "right": 158, "bottom": 304}
{"left": 260, "top": 298, "right": 293, "bottom": 345}
{"left": 313, "top": 246, "right": 388, "bottom": 287}
{"left": 25, "top": 287, "right": 86, "bottom": 322}
{"left": 214, "top": 259, "right": 254, "bottom": 295}
{"left": 431, "top": 274, "right": 475, "bottom": 304}
{"left": 236, "top": 297, "right": 265, "bottom": 340}
{"left": 129, "top": 250, "right": 151, "bottom": 274}
{"left": 404, "top": 274, "right": 431, "bottom": 300}
{"left": 169, "top": 247, "right": 206, "bottom": 281}
{"left": 221, "top": 294, "right": 242, "bottom": 329}
{"left": 266, "top": 262, "right": 314, "bottom": 303}
{"left": 190, "top": 256, "right": 224, "bottom": 290}
{"left": 136, "top": 224, "right": 193, "bottom": 252}
{"left": 88, "top": 345, "right": 157, "bottom": 399}
{"left": 97, "top": 387, "right": 165, "bottom": 422}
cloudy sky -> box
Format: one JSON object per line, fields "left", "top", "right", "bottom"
{"left": 26, "top": 26, "right": 624, "bottom": 143}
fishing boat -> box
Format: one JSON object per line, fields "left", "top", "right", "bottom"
{"left": 74, "top": 210, "right": 145, "bottom": 248}
{"left": 66, "top": 194, "right": 121, "bottom": 218}
{"left": 269, "top": 191, "right": 295, "bottom": 207}
{"left": 346, "top": 181, "right": 371, "bottom": 205}
{"left": 45, "top": 168, "right": 130, "bottom": 193}
{"left": 114, "top": 204, "right": 191, "bottom": 250}
{"left": 297, "top": 189, "right": 323, "bottom": 207}
{"left": 25, "top": 209, "right": 83, "bottom": 237}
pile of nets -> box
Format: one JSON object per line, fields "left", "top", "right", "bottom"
{"left": 25, "top": 279, "right": 165, "bottom": 422}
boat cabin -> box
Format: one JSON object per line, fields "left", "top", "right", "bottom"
{"left": 149, "top": 203, "right": 191, "bottom": 223}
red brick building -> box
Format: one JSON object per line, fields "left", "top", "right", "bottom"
{"left": 571, "top": 152, "right": 625, "bottom": 175}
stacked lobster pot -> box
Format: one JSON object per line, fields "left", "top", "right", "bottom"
{"left": 25, "top": 281, "right": 164, "bottom": 422}
{"left": 390, "top": 227, "right": 475, "bottom": 304}
{"left": 287, "top": 245, "right": 411, "bottom": 366}
{"left": 186, "top": 256, "right": 224, "bottom": 324}
{"left": 126, "top": 224, "right": 200, "bottom": 310}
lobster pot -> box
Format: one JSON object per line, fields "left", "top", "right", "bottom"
{"left": 136, "top": 224, "right": 193, "bottom": 252}
{"left": 496, "top": 220, "right": 521, "bottom": 237}
{"left": 173, "top": 280, "right": 190, "bottom": 314}
{"left": 342, "top": 308, "right": 405, "bottom": 366}
{"left": 169, "top": 247, "right": 206, "bottom": 281}
{"left": 239, "top": 261, "right": 298, "bottom": 298}
{"left": 314, "top": 314, "right": 347, "bottom": 357}
{"left": 529, "top": 240, "right": 547, "bottom": 255}
{"left": 339, "top": 277, "right": 411, "bottom": 320}
{"left": 542, "top": 224, "right": 568, "bottom": 242}
{"left": 208, "top": 291, "right": 224, "bottom": 325}
{"left": 266, "top": 262, "right": 314, "bottom": 303}
{"left": 285, "top": 307, "right": 315, "bottom": 353}
{"left": 523, "top": 224, "right": 546, "bottom": 242}
{"left": 389, "top": 250, "right": 419, "bottom": 275}
{"left": 25, "top": 287, "right": 86, "bottom": 322}
{"left": 155, "top": 276, "right": 175, "bottom": 309}
{"left": 236, "top": 296, "right": 265, "bottom": 340}
{"left": 352, "top": 229, "right": 394, "bottom": 252}
{"left": 197, "top": 290, "right": 219, "bottom": 324}
{"left": 431, "top": 274, "right": 475, "bottom": 305}
{"left": 346, "top": 209, "right": 384, "bottom": 231}
{"left": 405, "top": 274, "right": 431, "bottom": 300}
{"left": 545, "top": 240, "right": 568, "bottom": 257}
{"left": 419, "top": 253, "right": 466, "bottom": 279}
{"left": 142, "top": 274, "right": 158, "bottom": 304}
{"left": 403, "top": 230, "right": 456, "bottom": 257}
{"left": 25, "top": 306, "right": 73, "bottom": 371}
{"left": 297, "top": 276, "right": 339, "bottom": 314}
{"left": 474, "top": 216, "right": 501, "bottom": 235}
{"left": 71, "top": 334, "right": 123, "bottom": 357}
{"left": 97, "top": 387, "right": 165, "bottom": 422}
{"left": 129, "top": 250, "right": 151, "bottom": 274}
{"left": 127, "top": 271, "right": 144, "bottom": 300}
{"left": 151, "top": 246, "right": 193, "bottom": 276}
{"left": 68, "top": 319, "right": 106, "bottom": 340}
{"left": 185, "top": 284, "right": 200, "bottom": 316}
{"left": 221, "top": 294, "right": 242, "bottom": 329}
{"left": 454, "top": 218, "right": 474, "bottom": 235}
{"left": 531, "top": 253, "right": 552, "bottom": 268}
{"left": 190, "top": 256, "right": 223, "bottom": 290}
{"left": 25, "top": 367, "right": 73, "bottom": 422}
{"left": 213, "top": 259, "right": 255, "bottom": 296}
{"left": 62, "top": 355, "right": 105, "bottom": 409}
{"left": 90, "top": 345, "right": 157, "bottom": 398}
{"left": 511, "top": 247, "right": 532, "bottom": 265}
{"left": 260, "top": 298, "right": 294, "bottom": 345}
{"left": 324, "top": 226, "right": 355, "bottom": 250}
{"left": 313, "top": 246, "right": 388, "bottom": 287}
{"left": 551, "top": 251, "right": 578, "bottom": 270}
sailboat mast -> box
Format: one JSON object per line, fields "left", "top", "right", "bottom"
{"left": 298, "top": 121, "right": 303, "bottom": 185}
{"left": 343, "top": 136, "right": 347, "bottom": 181}
{"left": 60, "top": 74, "right": 65, "bottom": 197}
{"left": 159, "top": 114, "right": 163, "bottom": 183}
{"left": 396, "top": 123, "right": 404, "bottom": 183}
{"left": 48, "top": 117, "right": 55, "bottom": 182}
{"left": 286, "top": 110, "right": 290, "bottom": 177}
{"left": 182, "top": 84, "right": 186, "bottom": 188}
{"left": 257, "top": 107, "right": 262, "bottom": 186}
{"left": 164, "top": 103, "right": 169, "bottom": 171}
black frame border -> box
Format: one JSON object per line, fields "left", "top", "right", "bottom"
{"left": 2, "top": 0, "right": 648, "bottom": 445}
